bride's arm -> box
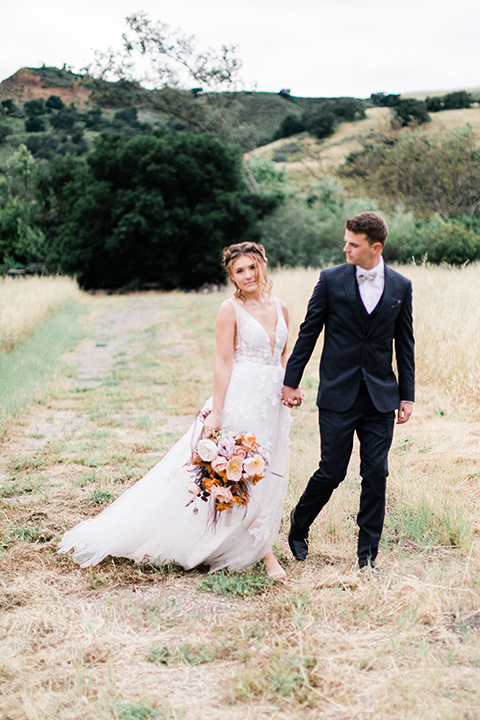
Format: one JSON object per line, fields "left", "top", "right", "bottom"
{"left": 203, "top": 300, "right": 236, "bottom": 437}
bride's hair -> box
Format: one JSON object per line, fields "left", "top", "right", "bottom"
{"left": 223, "top": 241, "right": 272, "bottom": 301}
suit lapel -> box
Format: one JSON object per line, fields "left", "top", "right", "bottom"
{"left": 343, "top": 264, "right": 364, "bottom": 329}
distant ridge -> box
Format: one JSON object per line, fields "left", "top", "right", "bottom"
{"left": 0, "top": 67, "right": 92, "bottom": 106}
{"left": 401, "top": 86, "right": 480, "bottom": 100}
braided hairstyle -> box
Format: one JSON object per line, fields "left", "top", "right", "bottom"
{"left": 222, "top": 241, "right": 272, "bottom": 301}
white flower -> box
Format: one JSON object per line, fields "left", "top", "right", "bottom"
{"left": 187, "top": 483, "right": 201, "bottom": 495}
{"left": 197, "top": 438, "right": 219, "bottom": 462}
{"left": 243, "top": 454, "right": 265, "bottom": 478}
{"left": 226, "top": 456, "right": 243, "bottom": 482}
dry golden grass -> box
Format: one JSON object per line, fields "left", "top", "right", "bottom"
{"left": 1, "top": 268, "right": 480, "bottom": 719}
{"left": 0, "top": 275, "right": 82, "bottom": 353}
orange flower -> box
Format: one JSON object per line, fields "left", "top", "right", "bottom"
{"left": 215, "top": 501, "right": 232, "bottom": 512}
{"left": 203, "top": 476, "right": 218, "bottom": 490}
{"left": 251, "top": 474, "right": 264, "bottom": 485}
{"left": 241, "top": 433, "right": 257, "bottom": 450}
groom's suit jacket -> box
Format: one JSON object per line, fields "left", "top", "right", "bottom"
{"left": 284, "top": 262, "right": 415, "bottom": 413}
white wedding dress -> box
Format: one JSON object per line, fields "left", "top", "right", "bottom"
{"left": 59, "top": 297, "right": 291, "bottom": 572}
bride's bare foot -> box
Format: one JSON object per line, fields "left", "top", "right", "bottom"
{"left": 264, "top": 552, "right": 286, "bottom": 581}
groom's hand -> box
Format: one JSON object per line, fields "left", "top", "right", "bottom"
{"left": 282, "top": 385, "right": 304, "bottom": 408}
{"left": 396, "top": 401, "right": 413, "bottom": 424}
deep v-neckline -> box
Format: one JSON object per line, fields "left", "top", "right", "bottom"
{"left": 232, "top": 298, "right": 280, "bottom": 356}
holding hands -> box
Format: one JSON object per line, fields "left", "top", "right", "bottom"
{"left": 282, "top": 385, "right": 304, "bottom": 408}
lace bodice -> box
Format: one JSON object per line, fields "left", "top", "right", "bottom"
{"left": 229, "top": 297, "right": 287, "bottom": 366}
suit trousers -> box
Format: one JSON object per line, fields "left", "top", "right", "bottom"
{"left": 292, "top": 381, "right": 395, "bottom": 561}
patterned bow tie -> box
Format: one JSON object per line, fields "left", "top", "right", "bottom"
{"left": 357, "top": 269, "right": 377, "bottom": 285}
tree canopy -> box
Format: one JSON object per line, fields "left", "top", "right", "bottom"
{"left": 38, "top": 130, "right": 277, "bottom": 288}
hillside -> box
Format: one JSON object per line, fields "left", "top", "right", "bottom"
{"left": 248, "top": 104, "right": 480, "bottom": 187}
{"left": 1, "top": 66, "right": 480, "bottom": 177}
{"left": 0, "top": 67, "right": 92, "bottom": 106}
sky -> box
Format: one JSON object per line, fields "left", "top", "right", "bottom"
{"left": 1, "top": 0, "right": 479, "bottom": 98}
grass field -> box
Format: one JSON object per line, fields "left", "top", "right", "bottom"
{"left": 0, "top": 266, "right": 480, "bottom": 719}
{"left": 0, "top": 275, "right": 82, "bottom": 353}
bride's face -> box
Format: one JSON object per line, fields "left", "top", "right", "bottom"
{"left": 231, "top": 255, "right": 265, "bottom": 295}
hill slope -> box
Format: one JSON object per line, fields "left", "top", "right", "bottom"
{"left": 0, "top": 67, "right": 91, "bottom": 106}
{"left": 248, "top": 104, "right": 480, "bottom": 186}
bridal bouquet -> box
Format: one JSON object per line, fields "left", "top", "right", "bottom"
{"left": 187, "top": 430, "right": 269, "bottom": 513}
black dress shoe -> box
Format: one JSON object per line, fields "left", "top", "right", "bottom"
{"left": 288, "top": 509, "right": 308, "bottom": 561}
{"left": 358, "top": 558, "right": 380, "bottom": 575}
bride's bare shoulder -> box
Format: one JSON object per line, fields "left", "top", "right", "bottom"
{"left": 216, "top": 298, "right": 237, "bottom": 322}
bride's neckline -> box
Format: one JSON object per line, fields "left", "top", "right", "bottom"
{"left": 231, "top": 297, "right": 280, "bottom": 355}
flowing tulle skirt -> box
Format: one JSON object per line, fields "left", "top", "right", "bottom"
{"left": 59, "top": 359, "right": 291, "bottom": 572}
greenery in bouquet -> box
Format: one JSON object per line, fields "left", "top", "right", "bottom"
{"left": 187, "top": 430, "right": 269, "bottom": 514}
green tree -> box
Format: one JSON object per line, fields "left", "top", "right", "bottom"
{"left": 85, "top": 13, "right": 245, "bottom": 142}
{"left": 38, "top": 130, "right": 277, "bottom": 288}
{"left": 0, "top": 146, "right": 45, "bottom": 267}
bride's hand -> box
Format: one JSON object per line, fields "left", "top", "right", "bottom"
{"left": 203, "top": 411, "right": 221, "bottom": 438}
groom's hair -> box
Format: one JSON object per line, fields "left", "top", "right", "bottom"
{"left": 346, "top": 212, "right": 389, "bottom": 246}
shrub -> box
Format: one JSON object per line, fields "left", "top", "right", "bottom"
{"left": 49, "top": 109, "right": 78, "bottom": 131}
{"left": 45, "top": 95, "right": 64, "bottom": 110}
{"left": 25, "top": 117, "right": 46, "bottom": 133}
{"left": 24, "top": 98, "right": 46, "bottom": 117}
{"left": 0, "top": 125, "right": 11, "bottom": 144}
{"left": 0, "top": 99, "right": 19, "bottom": 116}
{"left": 304, "top": 109, "right": 337, "bottom": 139}
{"left": 114, "top": 107, "right": 138, "bottom": 123}
{"left": 392, "top": 99, "right": 430, "bottom": 127}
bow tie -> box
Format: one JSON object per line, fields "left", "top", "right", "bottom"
{"left": 357, "top": 269, "right": 377, "bottom": 285}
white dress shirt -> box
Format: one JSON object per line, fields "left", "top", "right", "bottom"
{"left": 356, "top": 257, "right": 384, "bottom": 314}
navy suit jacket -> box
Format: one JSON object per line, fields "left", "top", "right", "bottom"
{"left": 284, "top": 262, "right": 415, "bottom": 413}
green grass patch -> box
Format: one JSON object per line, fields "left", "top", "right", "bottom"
{"left": 108, "top": 698, "right": 163, "bottom": 720}
{"left": 388, "top": 492, "right": 474, "bottom": 548}
{"left": 0, "top": 475, "right": 44, "bottom": 497}
{"left": 198, "top": 564, "right": 273, "bottom": 597}
{"left": 0, "top": 300, "right": 88, "bottom": 430}
{"left": 86, "top": 489, "right": 115, "bottom": 505}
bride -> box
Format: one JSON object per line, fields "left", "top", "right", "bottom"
{"left": 59, "top": 241, "right": 293, "bottom": 580}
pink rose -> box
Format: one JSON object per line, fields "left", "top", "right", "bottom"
{"left": 211, "top": 456, "right": 228, "bottom": 474}
{"left": 210, "top": 485, "right": 233, "bottom": 503}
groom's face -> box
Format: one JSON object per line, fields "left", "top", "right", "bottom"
{"left": 343, "top": 230, "right": 381, "bottom": 269}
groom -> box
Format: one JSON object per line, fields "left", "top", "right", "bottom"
{"left": 282, "top": 212, "right": 414, "bottom": 570}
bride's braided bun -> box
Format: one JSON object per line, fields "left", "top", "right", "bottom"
{"left": 223, "top": 241, "right": 272, "bottom": 300}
